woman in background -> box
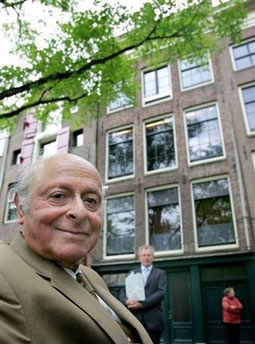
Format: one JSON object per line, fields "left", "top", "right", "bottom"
{"left": 222, "top": 287, "right": 243, "bottom": 344}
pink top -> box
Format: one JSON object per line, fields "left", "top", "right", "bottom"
{"left": 222, "top": 296, "right": 243, "bottom": 324}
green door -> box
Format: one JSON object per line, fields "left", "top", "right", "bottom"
{"left": 162, "top": 270, "right": 193, "bottom": 344}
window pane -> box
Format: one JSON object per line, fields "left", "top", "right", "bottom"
{"left": 109, "top": 93, "right": 131, "bottom": 111}
{"left": 233, "top": 40, "right": 255, "bottom": 70}
{"left": 146, "top": 117, "right": 176, "bottom": 171}
{"left": 73, "top": 129, "right": 83, "bottom": 147}
{"left": 147, "top": 188, "right": 181, "bottom": 252}
{"left": 108, "top": 129, "right": 133, "bottom": 179}
{"left": 180, "top": 55, "right": 212, "bottom": 89}
{"left": 242, "top": 85, "right": 255, "bottom": 133}
{"left": 186, "top": 105, "right": 223, "bottom": 162}
{"left": 40, "top": 140, "right": 57, "bottom": 157}
{"left": 193, "top": 178, "right": 236, "bottom": 247}
{"left": 106, "top": 196, "right": 135, "bottom": 255}
{"left": 5, "top": 186, "right": 18, "bottom": 223}
{"left": 143, "top": 66, "right": 170, "bottom": 102}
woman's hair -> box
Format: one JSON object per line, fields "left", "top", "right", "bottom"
{"left": 223, "top": 287, "right": 234, "bottom": 296}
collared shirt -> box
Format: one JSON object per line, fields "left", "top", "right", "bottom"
{"left": 141, "top": 265, "right": 152, "bottom": 284}
{"left": 60, "top": 264, "right": 121, "bottom": 323}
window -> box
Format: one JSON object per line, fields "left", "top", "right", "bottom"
{"left": 192, "top": 177, "right": 236, "bottom": 249}
{"left": 144, "top": 115, "right": 177, "bottom": 173}
{"left": 185, "top": 104, "right": 224, "bottom": 164}
{"left": 12, "top": 149, "right": 21, "bottom": 165}
{"left": 107, "top": 127, "right": 134, "bottom": 180}
{"left": 108, "top": 93, "right": 132, "bottom": 112}
{"left": 5, "top": 185, "right": 18, "bottom": 223}
{"left": 0, "top": 130, "right": 9, "bottom": 157}
{"left": 72, "top": 129, "right": 84, "bottom": 147}
{"left": 232, "top": 39, "right": 255, "bottom": 70}
{"left": 179, "top": 54, "right": 213, "bottom": 90}
{"left": 143, "top": 65, "right": 172, "bottom": 105}
{"left": 40, "top": 110, "right": 62, "bottom": 133}
{"left": 39, "top": 140, "right": 57, "bottom": 157}
{"left": 105, "top": 195, "right": 135, "bottom": 256}
{"left": 146, "top": 186, "right": 182, "bottom": 252}
{"left": 240, "top": 84, "right": 255, "bottom": 135}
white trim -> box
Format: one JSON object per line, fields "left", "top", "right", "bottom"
{"left": 183, "top": 102, "right": 226, "bottom": 166}
{"left": 238, "top": 82, "right": 255, "bottom": 136}
{"left": 230, "top": 37, "right": 255, "bottom": 72}
{"left": 190, "top": 175, "right": 239, "bottom": 252}
{"left": 144, "top": 184, "right": 184, "bottom": 255}
{"left": 143, "top": 113, "right": 178, "bottom": 175}
{"left": 141, "top": 64, "right": 172, "bottom": 107}
{"left": 103, "top": 192, "right": 136, "bottom": 260}
{"left": 105, "top": 125, "right": 135, "bottom": 182}
{"left": 178, "top": 52, "right": 214, "bottom": 92}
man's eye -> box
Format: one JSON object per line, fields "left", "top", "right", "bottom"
{"left": 52, "top": 193, "right": 65, "bottom": 200}
{"left": 84, "top": 197, "right": 99, "bottom": 209}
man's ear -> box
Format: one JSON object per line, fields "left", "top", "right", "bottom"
{"left": 14, "top": 192, "right": 25, "bottom": 224}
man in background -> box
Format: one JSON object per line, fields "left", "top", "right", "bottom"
{"left": 119, "top": 245, "right": 167, "bottom": 344}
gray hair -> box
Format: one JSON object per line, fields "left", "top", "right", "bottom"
{"left": 13, "top": 164, "right": 35, "bottom": 213}
{"left": 138, "top": 244, "right": 155, "bottom": 256}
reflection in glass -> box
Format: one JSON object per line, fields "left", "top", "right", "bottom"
{"left": 108, "top": 128, "right": 133, "bottom": 179}
{"left": 193, "top": 178, "right": 236, "bottom": 247}
{"left": 106, "top": 195, "right": 135, "bottom": 255}
{"left": 147, "top": 188, "right": 181, "bottom": 251}
{"left": 186, "top": 105, "right": 223, "bottom": 162}
{"left": 146, "top": 117, "right": 176, "bottom": 171}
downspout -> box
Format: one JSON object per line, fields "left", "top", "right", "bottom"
{"left": 231, "top": 128, "right": 251, "bottom": 250}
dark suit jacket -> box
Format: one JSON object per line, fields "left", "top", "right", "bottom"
{"left": 119, "top": 266, "right": 167, "bottom": 331}
{"left": 0, "top": 233, "right": 152, "bottom": 344}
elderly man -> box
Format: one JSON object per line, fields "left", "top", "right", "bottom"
{"left": 0, "top": 154, "right": 152, "bottom": 344}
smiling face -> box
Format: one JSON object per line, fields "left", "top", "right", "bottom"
{"left": 15, "top": 154, "right": 103, "bottom": 268}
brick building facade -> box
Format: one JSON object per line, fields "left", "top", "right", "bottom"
{"left": 0, "top": 3, "right": 254, "bottom": 343}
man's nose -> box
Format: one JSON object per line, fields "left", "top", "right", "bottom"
{"left": 66, "top": 197, "right": 87, "bottom": 222}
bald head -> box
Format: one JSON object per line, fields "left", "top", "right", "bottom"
{"left": 15, "top": 154, "right": 102, "bottom": 213}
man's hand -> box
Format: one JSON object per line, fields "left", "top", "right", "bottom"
{"left": 125, "top": 299, "right": 143, "bottom": 309}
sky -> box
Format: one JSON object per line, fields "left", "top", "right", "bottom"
{"left": 0, "top": 0, "right": 226, "bottom": 67}
{"left": 0, "top": 0, "right": 149, "bottom": 67}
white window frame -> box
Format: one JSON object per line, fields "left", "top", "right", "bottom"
{"left": 142, "top": 65, "right": 172, "bottom": 106}
{"left": 230, "top": 38, "right": 255, "bottom": 71}
{"left": 239, "top": 82, "right": 255, "bottom": 136}
{"left": 33, "top": 134, "right": 58, "bottom": 160}
{"left": 145, "top": 184, "right": 183, "bottom": 256}
{"left": 178, "top": 52, "right": 214, "bottom": 91}
{"left": 143, "top": 114, "right": 178, "bottom": 175}
{"left": 103, "top": 192, "right": 136, "bottom": 260}
{"left": 4, "top": 185, "right": 18, "bottom": 223}
{"left": 191, "top": 175, "right": 238, "bottom": 253}
{"left": 184, "top": 102, "right": 226, "bottom": 166}
{"left": 105, "top": 125, "right": 135, "bottom": 183}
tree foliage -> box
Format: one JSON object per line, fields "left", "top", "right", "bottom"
{"left": 0, "top": 0, "right": 247, "bottom": 130}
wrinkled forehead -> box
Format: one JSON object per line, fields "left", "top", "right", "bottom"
{"left": 31, "top": 155, "right": 102, "bottom": 190}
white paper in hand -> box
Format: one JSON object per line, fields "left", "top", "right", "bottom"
{"left": 125, "top": 271, "right": 145, "bottom": 301}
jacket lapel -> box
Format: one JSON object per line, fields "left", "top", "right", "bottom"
{"left": 11, "top": 233, "right": 129, "bottom": 344}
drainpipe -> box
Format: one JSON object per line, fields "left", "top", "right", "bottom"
{"left": 231, "top": 128, "right": 251, "bottom": 250}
